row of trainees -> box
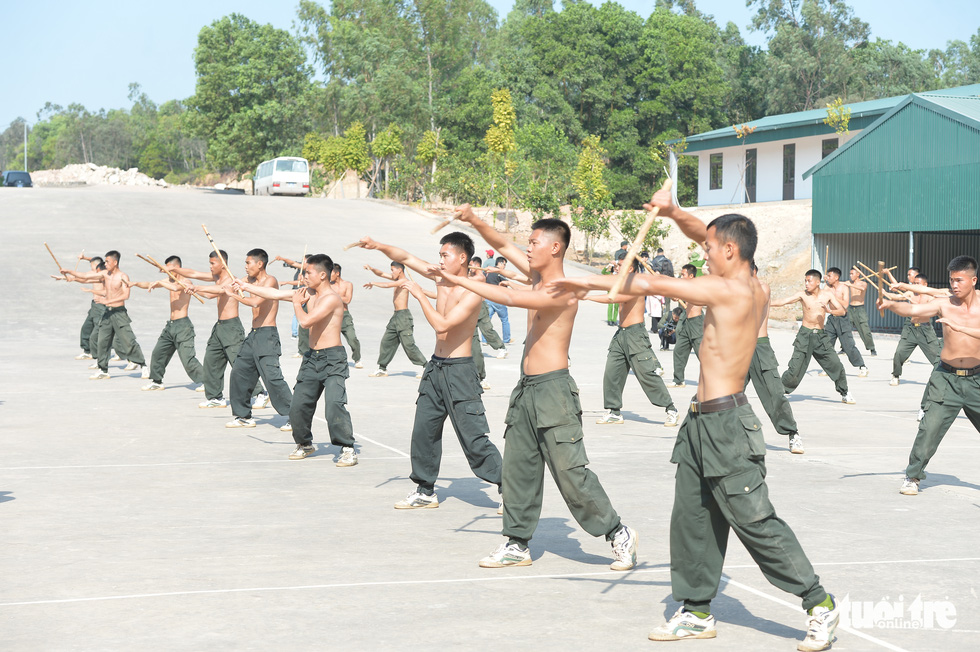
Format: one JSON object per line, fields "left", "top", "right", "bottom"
{"left": 57, "top": 196, "right": 980, "bottom": 651}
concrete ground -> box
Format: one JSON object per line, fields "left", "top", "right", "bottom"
{"left": 2, "top": 185, "right": 978, "bottom": 651}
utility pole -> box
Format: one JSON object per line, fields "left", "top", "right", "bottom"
{"left": 24, "top": 121, "right": 28, "bottom": 172}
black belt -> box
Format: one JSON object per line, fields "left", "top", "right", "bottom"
{"left": 689, "top": 392, "right": 748, "bottom": 414}
{"left": 940, "top": 362, "right": 980, "bottom": 377}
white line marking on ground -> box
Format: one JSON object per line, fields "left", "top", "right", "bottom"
{"left": 314, "top": 417, "right": 410, "bottom": 458}
{"left": 720, "top": 575, "right": 910, "bottom": 652}
{"left": 0, "top": 457, "right": 408, "bottom": 471}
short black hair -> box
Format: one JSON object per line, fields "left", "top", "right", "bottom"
{"left": 672, "top": 307, "right": 683, "bottom": 317}
{"left": 306, "top": 253, "right": 334, "bottom": 277}
{"left": 531, "top": 218, "right": 571, "bottom": 253}
{"left": 333, "top": 263, "right": 342, "bottom": 274}
{"left": 165, "top": 255, "right": 182, "bottom": 267}
{"left": 470, "top": 256, "right": 483, "bottom": 266}
{"left": 916, "top": 273, "right": 929, "bottom": 283}
{"left": 706, "top": 213, "right": 757, "bottom": 262}
{"left": 806, "top": 269, "right": 822, "bottom": 280}
{"left": 495, "top": 256, "right": 506, "bottom": 265}
{"left": 105, "top": 250, "right": 120, "bottom": 262}
{"left": 96, "top": 261, "right": 106, "bottom": 271}
{"left": 681, "top": 263, "right": 697, "bottom": 277}
{"left": 209, "top": 249, "right": 228, "bottom": 264}
{"left": 440, "top": 231, "right": 475, "bottom": 262}
{"left": 947, "top": 255, "right": 978, "bottom": 275}
{"left": 246, "top": 248, "right": 268, "bottom": 269}
{"left": 656, "top": 248, "right": 664, "bottom": 254}
{"left": 908, "top": 266, "right": 921, "bottom": 274}
{"left": 620, "top": 240, "right": 629, "bottom": 247}
{"left": 90, "top": 256, "right": 104, "bottom": 266}
{"left": 827, "top": 267, "right": 842, "bottom": 277}
{"left": 391, "top": 261, "right": 405, "bottom": 271}
{"left": 630, "top": 258, "right": 642, "bottom": 273}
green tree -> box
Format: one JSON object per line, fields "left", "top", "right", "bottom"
{"left": 571, "top": 135, "right": 611, "bottom": 265}
{"left": 371, "top": 123, "right": 404, "bottom": 197}
{"left": 343, "top": 121, "right": 371, "bottom": 197}
{"left": 618, "top": 209, "right": 670, "bottom": 253}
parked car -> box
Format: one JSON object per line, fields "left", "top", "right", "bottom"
{"left": 2, "top": 170, "right": 33, "bottom": 187}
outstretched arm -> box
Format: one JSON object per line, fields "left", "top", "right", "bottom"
{"left": 363, "top": 280, "right": 401, "bottom": 289}
{"left": 402, "top": 280, "right": 482, "bottom": 334}
{"left": 60, "top": 268, "right": 103, "bottom": 282}
{"left": 232, "top": 279, "right": 295, "bottom": 302}
{"left": 547, "top": 272, "right": 738, "bottom": 310}
{"left": 171, "top": 266, "right": 215, "bottom": 282}
{"left": 645, "top": 188, "right": 707, "bottom": 245}
{"left": 937, "top": 317, "right": 980, "bottom": 339}
{"left": 364, "top": 263, "right": 395, "bottom": 280}
{"left": 275, "top": 255, "right": 300, "bottom": 269}
{"left": 439, "top": 268, "right": 584, "bottom": 310}
{"left": 358, "top": 237, "right": 437, "bottom": 280}
{"left": 453, "top": 204, "right": 531, "bottom": 277}
{"left": 878, "top": 296, "right": 943, "bottom": 319}
{"left": 824, "top": 291, "right": 847, "bottom": 317}
{"left": 768, "top": 291, "right": 803, "bottom": 308}
{"left": 891, "top": 282, "right": 950, "bottom": 297}
{"left": 293, "top": 288, "right": 340, "bottom": 329}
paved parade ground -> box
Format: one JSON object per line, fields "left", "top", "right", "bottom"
{"left": 2, "top": 186, "right": 979, "bottom": 651}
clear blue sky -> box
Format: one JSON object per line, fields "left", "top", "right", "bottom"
{"left": 3, "top": 0, "right": 977, "bottom": 129}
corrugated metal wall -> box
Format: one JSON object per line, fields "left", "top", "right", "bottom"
{"left": 812, "top": 102, "right": 980, "bottom": 234}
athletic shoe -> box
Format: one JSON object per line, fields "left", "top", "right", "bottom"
{"left": 123, "top": 361, "right": 139, "bottom": 371}
{"left": 336, "top": 446, "right": 358, "bottom": 467}
{"left": 89, "top": 371, "right": 111, "bottom": 380}
{"left": 870, "top": 350, "right": 878, "bottom": 357}
{"left": 858, "top": 366, "right": 869, "bottom": 378}
{"left": 225, "top": 417, "right": 256, "bottom": 428}
{"left": 479, "top": 542, "right": 532, "bottom": 568}
{"left": 664, "top": 410, "right": 679, "bottom": 428}
{"left": 88, "top": 362, "right": 99, "bottom": 370}
{"left": 890, "top": 376, "right": 900, "bottom": 386}
{"left": 140, "top": 365, "right": 150, "bottom": 379}
{"left": 75, "top": 351, "right": 93, "bottom": 360}
{"left": 837, "top": 349, "right": 845, "bottom": 355}
{"left": 496, "top": 348, "right": 508, "bottom": 359}
{"left": 648, "top": 608, "right": 717, "bottom": 641}
{"left": 369, "top": 368, "right": 388, "bottom": 377}
{"left": 797, "top": 594, "right": 840, "bottom": 651}
{"left": 292, "top": 353, "right": 303, "bottom": 358}
{"left": 481, "top": 380, "right": 491, "bottom": 390}
{"left": 497, "top": 501, "right": 503, "bottom": 515}
{"left": 917, "top": 409, "right": 925, "bottom": 422}
{"left": 280, "top": 421, "right": 292, "bottom": 432}
{"left": 141, "top": 382, "right": 164, "bottom": 391}
{"left": 790, "top": 434, "right": 805, "bottom": 454}
{"left": 817, "top": 370, "right": 828, "bottom": 377}
{"left": 900, "top": 476, "right": 919, "bottom": 496}
{"left": 110, "top": 354, "right": 122, "bottom": 362}
{"left": 354, "top": 360, "right": 363, "bottom": 369}
{"left": 666, "top": 382, "right": 685, "bottom": 388}
{"left": 199, "top": 398, "right": 228, "bottom": 408}
{"left": 252, "top": 393, "right": 271, "bottom": 409}
{"left": 841, "top": 393, "right": 856, "bottom": 405}
{"left": 394, "top": 490, "right": 439, "bottom": 510}
{"left": 596, "top": 411, "right": 625, "bottom": 425}
{"left": 654, "top": 367, "right": 665, "bottom": 377}
{"left": 194, "top": 384, "right": 205, "bottom": 393}
{"left": 610, "top": 525, "right": 638, "bottom": 571}
{"left": 288, "top": 444, "right": 314, "bottom": 460}
{"left": 415, "top": 370, "right": 423, "bottom": 379}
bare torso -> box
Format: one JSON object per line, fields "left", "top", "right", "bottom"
{"left": 910, "top": 293, "right": 934, "bottom": 324}
{"left": 937, "top": 292, "right": 980, "bottom": 367}
{"left": 213, "top": 272, "right": 241, "bottom": 320}
{"left": 799, "top": 290, "right": 836, "bottom": 329}
{"left": 524, "top": 270, "right": 577, "bottom": 376}
{"left": 307, "top": 289, "right": 344, "bottom": 350}
{"left": 333, "top": 278, "right": 353, "bottom": 309}
{"left": 103, "top": 270, "right": 128, "bottom": 308}
{"left": 248, "top": 274, "right": 280, "bottom": 328}
{"left": 168, "top": 284, "right": 192, "bottom": 320}
{"left": 392, "top": 285, "right": 410, "bottom": 311}
{"left": 828, "top": 281, "right": 850, "bottom": 311}
{"left": 434, "top": 284, "right": 481, "bottom": 358}
{"left": 686, "top": 302, "right": 703, "bottom": 319}
{"left": 757, "top": 280, "right": 771, "bottom": 338}
{"left": 848, "top": 280, "right": 867, "bottom": 306}
{"left": 618, "top": 295, "right": 646, "bottom": 328}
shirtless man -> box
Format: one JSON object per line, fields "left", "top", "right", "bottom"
{"left": 235, "top": 254, "right": 357, "bottom": 465}
{"left": 363, "top": 261, "right": 428, "bottom": 377}
{"left": 223, "top": 248, "right": 292, "bottom": 428}
{"left": 128, "top": 255, "right": 204, "bottom": 392}
{"left": 879, "top": 256, "right": 980, "bottom": 496}
{"left": 276, "top": 254, "right": 313, "bottom": 358}
{"left": 843, "top": 266, "right": 876, "bottom": 356}
{"left": 62, "top": 250, "right": 148, "bottom": 380}
{"left": 470, "top": 256, "right": 508, "bottom": 360}
{"left": 772, "top": 270, "right": 856, "bottom": 404}
{"left": 436, "top": 208, "right": 637, "bottom": 573}
{"left": 590, "top": 258, "right": 678, "bottom": 427}
{"left": 330, "top": 264, "right": 363, "bottom": 369}
{"left": 886, "top": 274, "right": 943, "bottom": 388}
{"left": 172, "top": 251, "right": 265, "bottom": 409}
{"left": 665, "top": 265, "right": 704, "bottom": 388}
{"left": 748, "top": 264, "right": 804, "bottom": 454}
{"left": 549, "top": 196, "right": 839, "bottom": 651}
{"left": 71, "top": 254, "right": 106, "bottom": 360}
{"left": 823, "top": 268, "right": 869, "bottom": 377}
{"left": 358, "top": 233, "right": 503, "bottom": 509}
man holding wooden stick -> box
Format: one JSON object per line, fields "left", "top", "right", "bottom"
{"left": 823, "top": 267, "right": 869, "bottom": 378}
{"left": 62, "top": 250, "right": 148, "bottom": 380}
{"left": 435, "top": 207, "right": 638, "bottom": 572}
{"left": 70, "top": 254, "right": 105, "bottom": 361}
{"left": 363, "top": 261, "right": 428, "bottom": 378}
{"left": 884, "top": 273, "right": 943, "bottom": 391}
{"left": 548, "top": 192, "right": 839, "bottom": 651}
{"left": 842, "top": 266, "right": 877, "bottom": 356}
{"left": 665, "top": 265, "right": 704, "bottom": 389}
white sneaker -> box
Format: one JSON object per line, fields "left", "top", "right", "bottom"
{"left": 288, "top": 445, "right": 314, "bottom": 460}
{"left": 394, "top": 490, "right": 439, "bottom": 510}
{"left": 900, "top": 476, "right": 919, "bottom": 495}
{"left": 199, "top": 398, "right": 228, "bottom": 408}
{"left": 479, "top": 542, "right": 531, "bottom": 568}
{"left": 797, "top": 595, "right": 840, "bottom": 651}
{"left": 610, "top": 525, "right": 638, "bottom": 571}
{"left": 841, "top": 393, "right": 856, "bottom": 404}
{"left": 817, "top": 370, "right": 828, "bottom": 377}
{"left": 354, "top": 360, "right": 363, "bottom": 369}
{"left": 110, "top": 354, "right": 122, "bottom": 362}
{"left": 481, "top": 380, "right": 491, "bottom": 390}
{"left": 225, "top": 417, "right": 256, "bottom": 428}
{"left": 336, "top": 446, "right": 358, "bottom": 467}
{"left": 194, "top": 384, "right": 205, "bottom": 393}
{"left": 664, "top": 410, "right": 679, "bottom": 427}
{"left": 666, "top": 381, "right": 685, "bottom": 388}
{"left": 369, "top": 368, "right": 388, "bottom": 377}
{"left": 415, "top": 370, "right": 423, "bottom": 379}
{"left": 789, "top": 434, "right": 805, "bottom": 454}
{"left": 595, "top": 410, "right": 625, "bottom": 425}
{"left": 890, "top": 375, "right": 900, "bottom": 386}
{"left": 858, "top": 366, "right": 869, "bottom": 378}
{"left": 280, "top": 421, "right": 292, "bottom": 432}
{"left": 252, "top": 393, "right": 271, "bottom": 409}
{"left": 917, "top": 409, "right": 925, "bottom": 422}
{"left": 292, "top": 353, "right": 303, "bottom": 358}
{"left": 75, "top": 351, "right": 93, "bottom": 360}
{"left": 654, "top": 367, "right": 665, "bottom": 377}
{"left": 89, "top": 371, "right": 111, "bottom": 380}
{"left": 124, "top": 361, "right": 139, "bottom": 371}
{"left": 649, "top": 608, "right": 717, "bottom": 641}
{"left": 141, "top": 382, "right": 164, "bottom": 391}
{"left": 88, "top": 362, "right": 99, "bottom": 370}
{"left": 140, "top": 365, "right": 150, "bottom": 379}
{"left": 496, "top": 348, "right": 508, "bottom": 359}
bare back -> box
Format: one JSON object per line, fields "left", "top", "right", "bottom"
{"left": 757, "top": 280, "right": 771, "bottom": 338}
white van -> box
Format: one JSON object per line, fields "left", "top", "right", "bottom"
{"left": 253, "top": 157, "right": 310, "bottom": 196}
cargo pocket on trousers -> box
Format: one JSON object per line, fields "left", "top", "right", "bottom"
{"left": 717, "top": 468, "right": 774, "bottom": 526}
{"left": 550, "top": 424, "right": 590, "bottom": 470}
{"left": 739, "top": 414, "right": 766, "bottom": 460}
{"left": 459, "top": 400, "right": 490, "bottom": 435}
{"left": 925, "top": 372, "right": 948, "bottom": 405}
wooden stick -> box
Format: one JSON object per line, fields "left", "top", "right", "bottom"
{"left": 877, "top": 261, "right": 885, "bottom": 316}
{"left": 45, "top": 243, "right": 68, "bottom": 279}
{"left": 608, "top": 178, "right": 673, "bottom": 300}
{"left": 140, "top": 254, "right": 206, "bottom": 304}
{"left": 609, "top": 221, "right": 657, "bottom": 275}
{"left": 74, "top": 250, "right": 84, "bottom": 272}
{"left": 430, "top": 218, "right": 453, "bottom": 235}
{"left": 825, "top": 245, "right": 829, "bottom": 270}
{"left": 343, "top": 241, "right": 364, "bottom": 251}
{"left": 299, "top": 244, "right": 308, "bottom": 287}
{"left": 201, "top": 224, "right": 242, "bottom": 296}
